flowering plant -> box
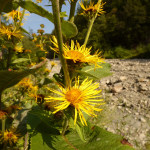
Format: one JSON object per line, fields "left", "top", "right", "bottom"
{"left": 0, "top": 0, "right": 135, "bottom": 149}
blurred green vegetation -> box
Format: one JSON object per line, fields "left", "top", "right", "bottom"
{"left": 73, "top": 0, "right": 150, "bottom": 59}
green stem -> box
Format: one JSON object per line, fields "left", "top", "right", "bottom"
{"left": 7, "top": 48, "right": 11, "bottom": 70}
{"left": 84, "top": 0, "right": 102, "bottom": 46}
{"left": 38, "top": 103, "right": 43, "bottom": 110}
{"left": 2, "top": 118, "right": 6, "bottom": 137}
{"left": 51, "top": 0, "right": 71, "bottom": 88}
{"left": 68, "top": 0, "right": 78, "bottom": 23}
{"left": 61, "top": 118, "right": 68, "bottom": 136}
{"left": 28, "top": 53, "right": 32, "bottom": 64}
{"left": 18, "top": 8, "right": 25, "bottom": 28}
{"left": 0, "top": 92, "right": 1, "bottom": 110}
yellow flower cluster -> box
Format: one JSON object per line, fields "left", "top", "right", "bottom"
{"left": 0, "top": 25, "right": 24, "bottom": 40}
{"left": 15, "top": 78, "right": 38, "bottom": 93}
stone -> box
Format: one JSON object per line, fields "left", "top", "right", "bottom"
{"left": 119, "top": 76, "right": 127, "bottom": 81}
{"left": 111, "top": 85, "right": 122, "bottom": 93}
{"left": 139, "top": 117, "right": 146, "bottom": 123}
{"left": 137, "top": 78, "right": 149, "bottom": 82}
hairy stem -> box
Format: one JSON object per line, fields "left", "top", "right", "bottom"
{"left": 61, "top": 118, "right": 68, "bottom": 136}
{"left": 84, "top": 0, "right": 102, "bottom": 46}
{"left": 2, "top": 118, "right": 6, "bottom": 137}
{"left": 51, "top": 0, "right": 71, "bottom": 88}
{"left": 68, "top": 0, "right": 78, "bottom": 23}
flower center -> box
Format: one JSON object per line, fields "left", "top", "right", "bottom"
{"left": 66, "top": 50, "right": 84, "bottom": 61}
{"left": 65, "top": 89, "right": 82, "bottom": 104}
{"left": 7, "top": 133, "right": 13, "bottom": 138}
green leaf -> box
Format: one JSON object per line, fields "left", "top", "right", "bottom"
{"left": 11, "top": 58, "right": 30, "bottom": 63}
{"left": 27, "top": 111, "right": 42, "bottom": 134}
{"left": 3, "top": 41, "right": 14, "bottom": 48}
{"left": 77, "top": 63, "right": 113, "bottom": 81}
{"left": 0, "top": 0, "right": 18, "bottom": 13}
{"left": 14, "top": 1, "right": 78, "bottom": 39}
{"left": 60, "top": 11, "right": 68, "bottom": 17}
{"left": 28, "top": 110, "right": 60, "bottom": 135}
{"left": 31, "top": 121, "right": 135, "bottom": 150}
{"left": 36, "top": 51, "right": 46, "bottom": 58}
{"left": 64, "top": 108, "right": 86, "bottom": 142}
{"left": 61, "top": 20, "right": 78, "bottom": 39}
{"left": 38, "top": 78, "right": 54, "bottom": 88}
{"left": 14, "top": 1, "right": 54, "bottom": 22}
{"left": 19, "top": 27, "right": 30, "bottom": 35}
{"left": 0, "top": 68, "right": 38, "bottom": 93}
{"left": 0, "top": 0, "right": 13, "bottom": 13}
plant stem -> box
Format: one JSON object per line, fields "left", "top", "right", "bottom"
{"left": 7, "top": 48, "right": 11, "bottom": 70}
{"left": 0, "top": 92, "right": 1, "bottom": 110}
{"left": 2, "top": 118, "right": 6, "bottom": 137}
{"left": 68, "top": 0, "right": 78, "bottom": 23}
{"left": 84, "top": 0, "right": 102, "bottom": 46}
{"left": 61, "top": 118, "right": 68, "bottom": 136}
{"left": 51, "top": 0, "right": 71, "bottom": 88}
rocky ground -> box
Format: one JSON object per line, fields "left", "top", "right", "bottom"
{"left": 47, "top": 59, "right": 150, "bottom": 150}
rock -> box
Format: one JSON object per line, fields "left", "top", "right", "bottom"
{"left": 111, "top": 85, "right": 123, "bottom": 93}
{"left": 119, "top": 76, "right": 127, "bottom": 81}
{"left": 139, "top": 84, "right": 148, "bottom": 91}
{"left": 137, "top": 78, "right": 149, "bottom": 82}
{"left": 139, "top": 117, "right": 146, "bottom": 123}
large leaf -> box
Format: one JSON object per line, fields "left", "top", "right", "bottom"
{"left": 28, "top": 110, "right": 60, "bottom": 135}
{"left": 14, "top": 1, "right": 78, "bottom": 39}
{"left": 0, "top": 0, "right": 13, "bottom": 13}
{"left": 77, "top": 63, "right": 113, "bottom": 81}
{"left": 11, "top": 58, "right": 30, "bottom": 64}
{"left": 31, "top": 121, "right": 135, "bottom": 150}
{"left": 0, "top": 68, "right": 38, "bottom": 93}
{"left": 0, "top": 0, "right": 18, "bottom": 13}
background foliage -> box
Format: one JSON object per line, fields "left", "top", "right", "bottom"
{"left": 73, "top": 0, "right": 150, "bottom": 58}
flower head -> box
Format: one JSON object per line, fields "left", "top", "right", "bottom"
{"left": 51, "top": 61, "right": 57, "bottom": 68}
{"left": 1, "top": 128, "right": 20, "bottom": 146}
{"left": 3, "top": 7, "right": 29, "bottom": 22}
{"left": 45, "top": 77, "right": 104, "bottom": 125}
{"left": 45, "top": 68, "right": 51, "bottom": 73}
{"left": 0, "top": 25, "right": 24, "bottom": 40}
{"left": 50, "top": 35, "right": 105, "bottom": 69}
{"left": 79, "top": 1, "right": 105, "bottom": 19}
{"left": 14, "top": 43, "right": 24, "bottom": 52}
{"left": 25, "top": 49, "right": 32, "bottom": 53}
{"left": 36, "top": 0, "right": 42, "bottom": 3}
{"left": 0, "top": 110, "right": 8, "bottom": 120}
{"left": 15, "top": 78, "right": 38, "bottom": 93}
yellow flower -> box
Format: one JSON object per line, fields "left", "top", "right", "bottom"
{"left": 25, "top": 49, "right": 32, "bottom": 53}
{"left": 16, "top": 78, "right": 38, "bottom": 93}
{"left": 50, "top": 36, "right": 105, "bottom": 69}
{"left": 45, "top": 68, "right": 51, "bottom": 73}
{"left": 0, "top": 25, "right": 24, "bottom": 40}
{"left": 1, "top": 128, "right": 20, "bottom": 146}
{"left": 36, "top": 0, "right": 42, "bottom": 3}
{"left": 0, "top": 110, "right": 7, "bottom": 120}
{"left": 28, "top": 93, "right": 45, "bottom": 103}
{"left": 79, "top": 1, "right": 105, "bottom": 17}
{"left": 3, "top": 7, "right": 29, "bottom": 21}
{"left": 7, "top": 105, "right": 21, "bottom": 112}
{"left": 32, "top": 37, "right": 37, "bottom": 42}
{"left": 14, "top": 43, "right": 24, "bottom": 53}
{"left": 45, "top": 77, "right": 104, "bottom": 125}
{"left": 51, "top": 61, "right": 57, "bottom": 67}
